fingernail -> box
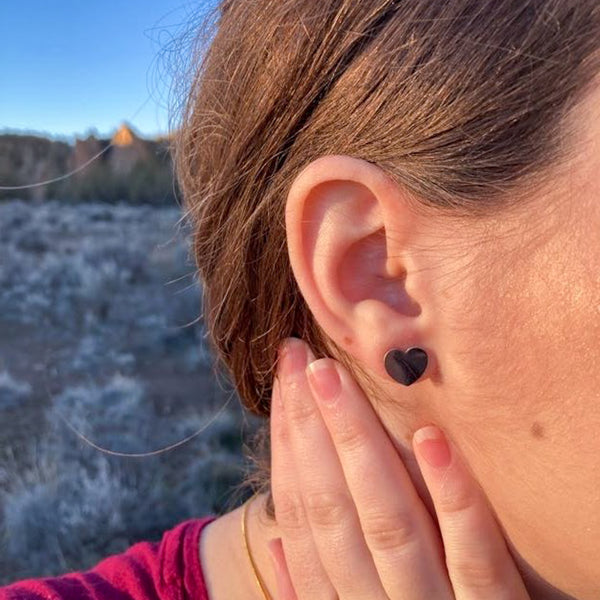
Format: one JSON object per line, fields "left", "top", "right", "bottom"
{"left": 279, "top": 337, "right": 307, "bottom": 379}
{"left": 413, "top": 425, "right": 451, "bottom": 469}
{"left": 306, "top": 359, "right": 341, "bottom": 404}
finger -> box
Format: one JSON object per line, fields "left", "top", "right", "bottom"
{"left": 413, "top": 425, "right": 530, "bottom": 600}
{"left": 307, "top": 357, "right": 454, "bottom": 600}
{"left": 283, "top": 339, "right": 389, "bottom": 599}
{"left": 268, "top": 538, "right": 298, "bottom": 600}
{"left": 270, "top": 340, "right": 337, "bottom": 600}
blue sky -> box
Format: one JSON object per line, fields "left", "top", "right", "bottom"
{"left": 0, "top": 1, "right": 214, "bottom": 140}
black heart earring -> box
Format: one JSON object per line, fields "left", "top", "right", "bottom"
{"left": 384, "top": 347, "right": 428, "bottom": 386}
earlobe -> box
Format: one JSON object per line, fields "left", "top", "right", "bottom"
{"left": 285, "top": 154, "right": 430, "bottom": 382}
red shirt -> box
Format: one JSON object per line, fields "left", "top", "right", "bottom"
{"left": 0, "top": 516, "right": 217, "bottom": 600}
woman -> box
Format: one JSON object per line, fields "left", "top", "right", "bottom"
{"left": 2, "top": 0, "right": 599, "bottom": 598}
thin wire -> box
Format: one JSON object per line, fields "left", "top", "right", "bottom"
{"left": 0, "top": 93, "right": 156, "bottom": 191}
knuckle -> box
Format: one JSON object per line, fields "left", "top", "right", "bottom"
{"left": 274, "top": 492, "right": 306, "bottom": 532}
{"left": 285, "top": 381, "right": 318, "bottom": 425}
{"left": 272, "top": 409, "right": 289, "bottom": 444}
{"left": 438, "top": 480, "right": 477, "bottom": 516}
{"left": 334, "top": 420, "right": 369, "bottom": 453}
{"left": 362, "top": 510, "right": 417, "bottom": 553}
{"left": 449, "top": 556, "right": 507, "bottom": 591}
{"left": 304, "top": 490, "right": 351, "bottom": 530}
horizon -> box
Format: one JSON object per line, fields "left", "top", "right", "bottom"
{"left": 0, "top": 122, "right": 172, "bottom": 144}
{"left": 0, "top": 1, "right": 214, "bottom": 138}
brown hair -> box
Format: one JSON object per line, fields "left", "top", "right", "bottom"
{"left": 174, "top": 0, "right": 600, "bottom": 500}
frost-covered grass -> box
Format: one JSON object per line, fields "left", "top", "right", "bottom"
{"left": 0, "top": 372, "right": 31, "bottom": 411}
{"left": 1, "top": 381, "right": 249, "bottom": 579}
{"left": 0, "top": 200, "right": 261, "bottom": 583}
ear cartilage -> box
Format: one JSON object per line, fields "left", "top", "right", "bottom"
{"left": 384, "top": 347, "right": 428, "bottom": 386}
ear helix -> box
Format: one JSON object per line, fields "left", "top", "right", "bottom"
{"left": 384, "top": 347, "right": 428, "bottom": 386}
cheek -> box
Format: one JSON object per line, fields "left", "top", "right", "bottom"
{"left": 442, "top": 221, "right": 600, "bottom": 594}
{"left": 454, "top": 214, "right": 599, "bottom": 422}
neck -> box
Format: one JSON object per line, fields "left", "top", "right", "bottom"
{"left": 200, "top": 490, "right": 579, "bottom": 600}
{"left": 201, "top": 493, "right": 281, "bottom": 600}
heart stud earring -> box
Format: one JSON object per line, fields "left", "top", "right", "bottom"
{"left": 384, "top": 347, "right": 428, "bottom": 386}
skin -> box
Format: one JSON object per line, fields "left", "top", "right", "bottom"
{"left": 200, "top": 79, "right": 600, "bottom": 599}
{"left": 270, "top": 338, "right": 532, "bottom": 599}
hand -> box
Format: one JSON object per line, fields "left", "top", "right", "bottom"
{"left": 268, "top": 337, "right": 530, "bottom": 600}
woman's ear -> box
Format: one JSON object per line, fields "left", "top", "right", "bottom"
{"left": 285, "top": 154, "right": 434, "bottom": 382}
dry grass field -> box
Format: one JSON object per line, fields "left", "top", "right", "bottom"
{"left": 0, "top": 199, "right": 261, "bottom": 583}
